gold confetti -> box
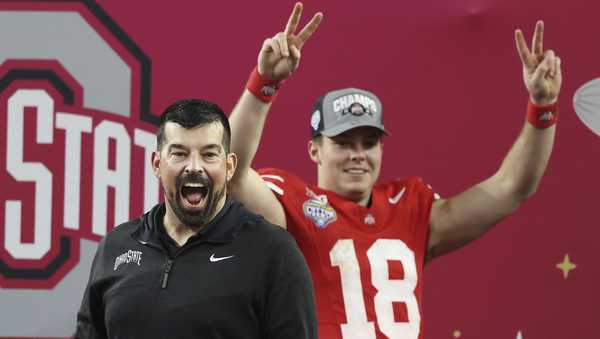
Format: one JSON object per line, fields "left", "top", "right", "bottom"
{"left": 556, "top": 253, "right": 576, "bottom": 279}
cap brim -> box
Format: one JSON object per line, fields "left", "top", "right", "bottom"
{"left": 320, "top": 121, "right": 389, "bottom": 137}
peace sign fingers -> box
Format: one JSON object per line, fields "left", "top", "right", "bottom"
{"left": 514, "top": 20, "right": 562, "bottom": 105}
{"left": 515, "top": 21, "right": 545, "bottom": 71}
{"left": 284, "top": 2, "right": 323, "bottom": 49}
{"left": 257, "top": 2, "right": 323, "bottom": 82}
{"left": 515, "top": 29, "right": 535, "bottom": 70}
{"left": 531, "top": 21, "right": 544, "bottom": 60}
{"left": 284, "top": 2, "right": 303, "bottom": 36}
{"left": 296, "top": 12, "right": 323, "bottom": 48}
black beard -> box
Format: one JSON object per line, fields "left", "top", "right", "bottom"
{"left": 165, "top": 172, "right": 226, "bottom": 229}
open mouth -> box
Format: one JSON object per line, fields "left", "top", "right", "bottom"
{"left": 181, "top": 182, "right": 208, "bottom": 207}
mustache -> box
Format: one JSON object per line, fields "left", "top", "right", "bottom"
{"left": 177, "top": 172, "right": 212, "bottom": 188}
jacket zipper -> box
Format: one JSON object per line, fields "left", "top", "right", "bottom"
{"left": 136, "top": 240, "right": 175, "bottom": 289}
{"left": 137, "top": 238, "right": 212, "bottom": 289}
{"left": 161, "top": 259, "right": 173, "bottom": 289}
{"left": 158, "top": 241, "right": 212, "bottom": 289}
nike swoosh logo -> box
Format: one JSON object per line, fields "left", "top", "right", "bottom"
{"left": 209, "top": 253, "right": 235, "bottom": 262}
{"left": 388, "top": 187, "right": 406, "bottom": 204}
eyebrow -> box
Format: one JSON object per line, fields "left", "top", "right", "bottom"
{"left": 167, "top": 144, "right": 186, "bottom": 152}
{"left": 166, "top": 143, "right": 223, "bottom": 152}
{"left": 202, "top": 144, "right": 223, "bottom": 152}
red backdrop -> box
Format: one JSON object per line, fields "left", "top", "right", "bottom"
{"left": 1, "top": 0, "right": 598, "bottom": 338}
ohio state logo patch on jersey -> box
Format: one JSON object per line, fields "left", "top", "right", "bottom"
{"left": 303, "top": 195, "right": 337, "bottom": 229}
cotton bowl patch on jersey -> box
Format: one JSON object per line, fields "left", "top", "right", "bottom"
{"left": 303, "top": 196, "right": 337, "bottom": 229}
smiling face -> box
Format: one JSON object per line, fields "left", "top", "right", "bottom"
{"left": 152, "top": 121, "right": 236, "bottom": 230}
{"left": 309, "top": 126, "right": 383, "bottom": 205}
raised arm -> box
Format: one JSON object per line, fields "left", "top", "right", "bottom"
{"left": 228, "top": 2, "right": 322, "bottom": 227}
{"left": 427, "top": 21, "right": 562, "bottom": 259}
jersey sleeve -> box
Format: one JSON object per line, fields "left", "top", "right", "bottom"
{"left": 409, "top": 177, "right": 438, "bottom": 217}
{"left": 257, "top": 168, "right": 305, "bottom": 196}
{"left": 397, "top": 177, "right": 438, "bottom": 262}
{"left": 257, "top": 168, "right": 308, "bottom": 235}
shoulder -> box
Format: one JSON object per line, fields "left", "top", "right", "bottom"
{"left": 257, "top": 167, "right": 297, "bottom": 180}
{"left": 257, "top": 167, "right": 307, "bottom": 196}
{"left": 378, "top": 177, "right": 437, "bottom": 197}
{"left": 242, "top": 217, "right": 307, "bottom": 270}
{"left": 86, "top": 218, "right": 142, "bottom": 277}
{"left": 372, "top": 177, "right": 440, "bottom": 212}
{"left": 106, "top": 218, "right": 141, "bottom": 239}
{"left": 230, "top": 202, "right": 309, "bottom": 276}
{"left": 233, "top": 202, "right": 298, "bottom": 246}
{"left": 100, "top": 218, "right": 142, "bottom": 250}
{"left": 241, "top": 213, "right": 295, "bottom": 246}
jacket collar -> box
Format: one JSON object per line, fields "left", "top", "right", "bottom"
{"left": 131, "top": 197, "right": 250, "bottom": 246}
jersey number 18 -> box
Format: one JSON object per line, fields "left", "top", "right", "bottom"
{"left": 330, "top": 239, "right": 420, "bottom": 339}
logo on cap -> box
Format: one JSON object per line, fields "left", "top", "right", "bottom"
{"left": 344, "top": 102, "right": 371, "bottom": 117}
{"left": 311, "top": 110, "right": 321, "bottom": 131}
{"left": 332, "top": 93, "right": 378, "bottom": 116}
{"left": 311, "top": 88, "right": 387, "bottom": 138}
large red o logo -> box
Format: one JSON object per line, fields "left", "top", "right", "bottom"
{"left": 0, "top": 1, "right": 157, "bottom": 337}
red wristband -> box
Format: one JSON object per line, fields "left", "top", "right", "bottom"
{"left": 246, "top": 66, "right": 281, "bottom": 103}
{"left": 526, "top": 99, "right": 559, "bottom": 129}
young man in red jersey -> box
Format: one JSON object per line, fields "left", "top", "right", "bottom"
{"left": 229, "top": 3, "right": 562, "bottom": 339}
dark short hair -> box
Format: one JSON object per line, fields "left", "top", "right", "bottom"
{"left": 156, "top": 99, "right": 231, "bottom": 152}
{"left": 311, "top": 134, "right": 323, "bottom": 144}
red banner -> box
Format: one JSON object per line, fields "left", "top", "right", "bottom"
{"left": 0, "top": 0, "right": 597, "bottom": 338}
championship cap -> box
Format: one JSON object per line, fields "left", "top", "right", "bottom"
{"left": 310, "top": 87, "right": 388, "bottom": 138}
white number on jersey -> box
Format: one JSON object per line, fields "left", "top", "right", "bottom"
{"left": 330, "top": 239, "right": 420, "bottom": 339}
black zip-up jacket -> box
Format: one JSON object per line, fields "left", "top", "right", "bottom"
{"left": 74, "top": 199, "right": 317, "bottom": 339}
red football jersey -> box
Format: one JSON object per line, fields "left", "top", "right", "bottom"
{"left": 258, "top": 168, "right": 436, "bottom": 339}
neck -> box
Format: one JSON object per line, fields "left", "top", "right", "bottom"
{"left": 163, "top": 209, "right": 197, "bottom": 246}
{"left": 317, "top": 180, "right": 372, "bottom": 207}
{"left": 340, "top": 190, "right": 371, "bottom": 207}
{"left": 356, "top": 194, "right": 371, "bottom": 207}
{"left": 162, "top": 194, "right": 228, "bottom": 246}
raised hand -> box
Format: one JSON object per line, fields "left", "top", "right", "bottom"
{"left": 258, "top": 2, "right": 323, "bottom": 82}
{"left": 515, "top": 21, "right": 562, "bottom": 105}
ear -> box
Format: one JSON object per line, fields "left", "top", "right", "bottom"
{"left": 225, "top": 152, "right": 238, "bottom": 182}
{"left": 151, "top": 151, "right": 161, "bottom": 178}
{"left": 308, "top": 140, "right": 320, "bottom": 165}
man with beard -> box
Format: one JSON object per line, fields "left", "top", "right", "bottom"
{"left": 74, "top": 99, "right": 317, "bottom": 339}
